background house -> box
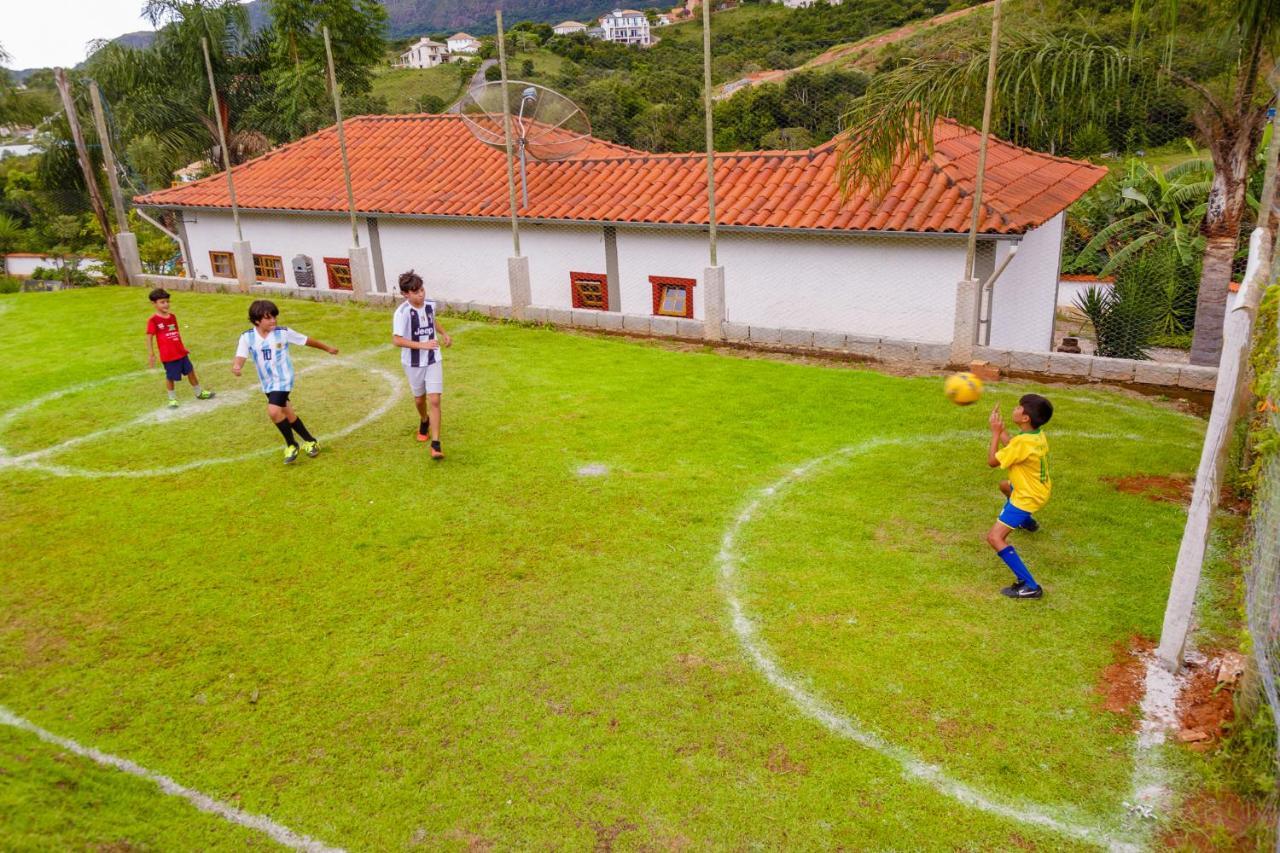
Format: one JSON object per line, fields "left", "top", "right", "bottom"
{"left": 553, "top": 20, "right": 588, "bottom": 35}
{"left": 446, "top": 33, "right": 481, "bottom": 56}
{"left": 395, "top": 38, "right": 448, "bottom": 69}
{"left": 135, "top": 114, "right": 1104, "bottom": 353}
{"left": 597, "top": 9, "right": 653, "bottom": 46}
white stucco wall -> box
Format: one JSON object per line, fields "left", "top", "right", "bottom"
{"left": 522, "top": 224, "right": 612, "bottom": 308}
{"left": 717, "top": 231, "right": 966, "bottom": 342}
{"left": 987, "top": 213, "right": 1064, "bottom": 352}
{"left": 613, "top": 229, "right": 709, "bottom": 319}
{"left": 182, "top": 211, "right": 369, "bottom": 290}
{"left": 4, "top": 254, "right": 104, "bottom": 276}
{"left": 174, "top": 209, "right": 1076, "bottom": 350}
{"left": 377, "top": 218, "right": 513, "bottom": 305}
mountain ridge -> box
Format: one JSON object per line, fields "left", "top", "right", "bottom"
{"left": 101, "top": 0, "right": 669, "bottom": 54}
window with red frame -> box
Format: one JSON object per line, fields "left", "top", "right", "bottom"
{"left": 650, "top": 275, "right": 695, "bottom": 318}
{"left": 570, "top": 271, "right": 608, "bottom": 310}
{"left": 324, "top": 257, "right": 353, "bottom": 290}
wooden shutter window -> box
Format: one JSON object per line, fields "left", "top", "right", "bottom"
{"left": 570, "top": 271, "right": 608, "bottom": 310}
{"left": 324, "top": 257, "right": 353, "bottom": 291}
{"left": 253, "top": 254, "right": 285, "bottom": 283}
{"left": 209, "top": 251, "right": 235, "bottom": 278}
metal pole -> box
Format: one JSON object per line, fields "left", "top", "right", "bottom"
{"left": 88, "top": 81, "right": 128, "bottom": 233}
{"left": 54, "top": 68, "right": 128, "bottom": 286}
{"left": 702, "top": 0, "right": 718, "bottom": 267}
{"left": 201, "top": 37, "right": 242, "bottom": 241}
{"left": 496, "top": 10, "right": 521, "bottom": 256}
{"left": 324, "top": 26, "right": 361, "bottom": 248}
{"left": 964, "top": 0, "right": 1002, "bottom": 282}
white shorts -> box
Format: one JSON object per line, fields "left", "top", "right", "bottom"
{"left": 403, "top": 361, "right": 443, "bottom": 397}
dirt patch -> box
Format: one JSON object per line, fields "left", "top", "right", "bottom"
{"left": 1158, "top": 790, "right": 1275, "bottom": 850}
{"left": 589, "top": 818, "right": 637, "bottom": 852}
{"left": 764, "top": 744, "right": 809, "bottom": 776}
{"left": 1105, "top": 474, "right": 1251, "bottom": 514}
{"left": 1176, "top": 656, "right": 1237, "bottom": 749}
{"left": 1096, "top": 636, "right": 1153, "bottom": 724}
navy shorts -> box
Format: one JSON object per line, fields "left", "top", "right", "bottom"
{"left": 163, "top": 355, "right": 193, "bottom": 382}
{"left": 265, "top": 390, "right": 292, "bottom": 407}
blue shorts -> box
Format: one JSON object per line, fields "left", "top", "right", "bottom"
{"left": 163, "top": 355, "right": 193, "bottom": 382}
{"left": 997, "top": 499, "right": 1033, "bottom": 529}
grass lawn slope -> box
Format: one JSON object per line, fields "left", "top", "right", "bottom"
{"left": 0, "top": 287, "right": 1207, "bottom": 849}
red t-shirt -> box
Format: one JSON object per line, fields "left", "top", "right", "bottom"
{"left": 147, "top": 313, "right": 188, "bottom": 362}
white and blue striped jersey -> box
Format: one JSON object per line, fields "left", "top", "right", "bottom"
{"left": 235, "top": 327, "right": 308, "bottom": 392}
{"left": 392, "top": 300, "right": 440, "bottom": 368}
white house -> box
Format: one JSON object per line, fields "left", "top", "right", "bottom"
{"left": 781, "top": 0, "right": 841, "bottom": 6}
{"left": 134, "top": 114, "right": 1105, "bottom": 353}
{"left": 598, "top": 9, "right": 653, "bottom": 46}
{"left": 446, "top": 32, "right": 481, "bottom": 55}
{"left": 655, "top": 13, "right": 673, "bottom": 25}
{"left": 553, "top": 20, "right": 588, "bottom": 35}
{"left": 395, "top": 38, "right": 448, "bottom": 68}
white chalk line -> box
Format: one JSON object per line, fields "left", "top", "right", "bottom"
{"left": 0, "top": 705, "right": 344, "bottom": 852}
{"left": 0, "top": 330, "right": 496, "bottom": 478}
{"left": 0, "top": 369, "right": 152, "bottom": 458}
{"left": 13, "top": 366, "right": 403, "bottom": 479}
{"left": 718, "top": 429, "right": 1200, "bottom": 850}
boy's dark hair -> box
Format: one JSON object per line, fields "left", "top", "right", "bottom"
{"left": 248, "top": 300, "right": 280, "bottom": 324}
{"left": 148, "top": 288, "right": 170, "bottom": 302}
{"left": 1020, "top": 394, "right": 1053, "bottom": 429}
{"left": 398, "top": 270, "right": 423, "bottom": 294}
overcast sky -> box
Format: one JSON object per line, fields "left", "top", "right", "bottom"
{"left": 3, "top": 0, "right": 251, "bottom": 70}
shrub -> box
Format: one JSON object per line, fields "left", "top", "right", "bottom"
{"left": 0, "top": 275, "right": 20, "bottom": 294}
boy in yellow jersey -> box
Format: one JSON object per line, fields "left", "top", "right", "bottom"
{"left": 986, "top": 393, "right": 1053, "bottom": 600}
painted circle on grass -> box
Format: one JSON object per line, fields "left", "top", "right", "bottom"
{"left": 0, "top": 359, "right": 402, "bottom": 479}
{"left": 716, "top": 429, "right": 1199, "bottom": 851}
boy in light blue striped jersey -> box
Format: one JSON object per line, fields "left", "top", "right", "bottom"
{"left": 232, "top": 300, "right": 339, "bottom": 465}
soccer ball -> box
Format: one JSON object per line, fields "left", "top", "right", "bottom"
{"left": 944, "top": 372, "right": 984, "bottom": 406}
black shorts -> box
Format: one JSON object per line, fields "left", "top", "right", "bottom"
{"left": 265, "top": 390, "right": 291, "bottom": 407}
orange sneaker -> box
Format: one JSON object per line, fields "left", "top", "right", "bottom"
{"left": 416, "top": 431, "right": 429, "bottom": 443}
{"left": 429, "top": 443, "right": 444, "bottom": 460}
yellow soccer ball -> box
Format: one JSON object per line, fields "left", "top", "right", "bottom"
{"left": 944, "top": 372, "right": 984, "bottom": 406}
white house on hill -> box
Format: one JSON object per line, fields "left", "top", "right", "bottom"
{"left": 781, "top": 0, "right": 842, "bottom": 6}
{"left": 553, "top": 20, "right": 588, "bottom": 34}
{"left": 134, "top": 114, "right": 1105, "bottom": 353}
{"left": 396, "top": 38, "right": 448, "bottom": 68}
{"left": 598, "top": 9, "right": 653, "bottom": 46}
{"left": 446, "top": 32, "right": 481, "bottom": 55}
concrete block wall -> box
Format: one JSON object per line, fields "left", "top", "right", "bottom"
{"left": 975, "top": 346, "right": 1216, "bottom": 391}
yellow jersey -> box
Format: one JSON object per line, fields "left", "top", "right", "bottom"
{"left": 996, "top": 430, "right": 1051, "bottom": 512}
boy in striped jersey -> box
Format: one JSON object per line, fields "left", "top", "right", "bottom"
{"left": 986, "top": 394, "right": 1053, "bottom": 600}
{"left": 392, "top": 271, "right": 452, "bottom": 459}
{"left": 232, "top": 300, "right": 339, "bottom": 465}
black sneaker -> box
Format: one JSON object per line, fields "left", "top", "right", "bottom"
{"left": 1001, "top": 583, "right": 1043, "bottom": 599}
{"left": 1020, "top": 517, "right": 1040, "bottom": 533}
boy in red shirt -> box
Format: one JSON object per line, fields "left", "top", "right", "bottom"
{"left": 146, "top": 288, "right": 215, "bottom": 408}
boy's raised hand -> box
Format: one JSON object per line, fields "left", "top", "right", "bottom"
{"left": 989, "top": 404, "right": 1004, "bottom": 434}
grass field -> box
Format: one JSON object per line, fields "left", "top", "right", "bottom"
{"left": 371, "top": 64, "right": 467, "bottom": 112}
{"left": 0, "top": 287, "right": 1217, "bottom": 849}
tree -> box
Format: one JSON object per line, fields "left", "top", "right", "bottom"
{"left": 85, "top": 0, "right": 265, "bottom": 174}
{"left": 838, "top": 2, "right": 1280, "bottom": 365}
{"left": 251, "top": 0, "right": 388, "bottom": 138}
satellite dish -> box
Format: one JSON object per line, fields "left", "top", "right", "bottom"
{"left": 458, "top": 81, "right": 593, "bottom": 208}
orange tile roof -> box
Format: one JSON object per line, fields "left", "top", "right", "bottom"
{"left": 135, "top": 114, "right": 1107, "bottom": 235}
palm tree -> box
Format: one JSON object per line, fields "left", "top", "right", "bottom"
{"left": 1067, "top": 153, "right": 1212, "bottom": 276}
{"left": 838, "top": 2, "right": 1280, "bottom": 366}
{"left": 84, "top": 0, "right": 268, "bottom": 175}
